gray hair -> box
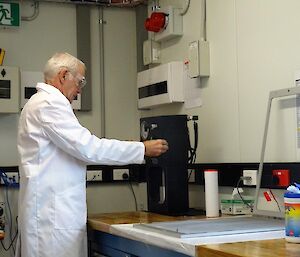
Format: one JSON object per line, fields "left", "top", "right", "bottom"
{"left": 44, "top": 52, "right": 86, "bottom": 81}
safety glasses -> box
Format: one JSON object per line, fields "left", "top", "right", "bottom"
{"left": 77, "top": 76, "right": 86, "bottom": 89}
{"left": 68, "top": 72, "right": 87, "bottom": 89}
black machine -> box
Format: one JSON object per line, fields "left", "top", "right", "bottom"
{"left": 140, "top": 115, "right": 197, "bottom": 216}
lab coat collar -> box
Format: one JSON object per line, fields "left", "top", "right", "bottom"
{"left": 36, "top": 82, "right": 62, "bottom": 95}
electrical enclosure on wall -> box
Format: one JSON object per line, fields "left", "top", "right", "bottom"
{"left": 137, "top": 61, "right": 184, "bottom": 109}
{"left": 0, "top": 66, "right": 20, "bottom": 113}
{"left": 143, "top": 39, "right": 161, "bottom": 65}
{"left": 154, "top": 6, "right": 183, "bottom": 42}
{"left": 188, "top": 40, "right": 210, "bottom": 78}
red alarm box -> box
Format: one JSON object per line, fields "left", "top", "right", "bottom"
{"left": 145, "top": 12, "right": 168, "bottom": 33}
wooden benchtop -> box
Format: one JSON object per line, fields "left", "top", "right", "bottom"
{"left": 197, "top": 239, "right": 300, "bottom": 257}
{"left": 88, "top": 212, "right": 300, "bottom": 257}
{"left": 88, "top": 211, "right": 201, "bottom": 233}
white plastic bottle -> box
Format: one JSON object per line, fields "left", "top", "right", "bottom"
{"left": 204, "top": 169, "right": 219, "bottom": 218}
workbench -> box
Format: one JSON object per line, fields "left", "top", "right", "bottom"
{"left": 87, "top": 211, "right": 300, "bottom": 257}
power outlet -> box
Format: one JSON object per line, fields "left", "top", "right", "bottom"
{"left": 0, "top": 172, "right": 19, "bottom": 185}
{"left": 113, "top": 169, "right": 130, "bottom": 180}
{"left": 243, "top": 170, "right": 257, "bottom": 186}
{"left": 86, "top": 170, "right": 102, "bottom": 182}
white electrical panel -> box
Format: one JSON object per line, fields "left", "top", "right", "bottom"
{"left": 0, "top": 66, "right": 20, "bottom": 113}
{"left": 137, "top": 61, "right": 184, "bottom": 109}
{"left": 154, "top": 6, "right": 183, "bottom": 42}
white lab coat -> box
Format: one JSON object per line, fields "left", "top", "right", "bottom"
{"left": 16, "top": 83, "right": 145, "bottom": 257}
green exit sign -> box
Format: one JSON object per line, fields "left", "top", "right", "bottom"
{"left": 0, "top": 2, "right": 20, "bottom": 27}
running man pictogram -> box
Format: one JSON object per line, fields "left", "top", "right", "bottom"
{"left": 0, "top": 4, "right": 12, "bottom": 25}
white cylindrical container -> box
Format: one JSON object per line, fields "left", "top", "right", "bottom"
{"left": 204, "top": 169, "right": 219, "bottom": 218}
{"left": 284, "top": 191, "right": 300, "bottom": 243}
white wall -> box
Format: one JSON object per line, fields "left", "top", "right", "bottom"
{"left": 0, "top": 2, "right": 77, "bottom": 166}
{"left": 138, "top": 0, "right": 300, "bottom": 219}
{"left": 102, "top": 8, "right": 140, "bottom": 140}
{"left": 145, "top": 0, "right": 300, "bottom": 163}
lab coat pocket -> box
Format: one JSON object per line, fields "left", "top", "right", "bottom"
{"left": 54, "top": 183, "right": 87, "bottom": 230}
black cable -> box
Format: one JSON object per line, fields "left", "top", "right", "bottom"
{"left": 187, "top": 120, "right": 198, "bottom": 182}
{"left": 236, "top": 178, "right": 253, "bottom": 210}
{"left": 188, "top": 121, "right": 198, "bottom": 164}
{"left": 1, "top": 187, "right": 18, "bottom": 253}
{"left": 193, "top": 121, "right": 198, "bottom": 152}
{"left": 0, "top": 224, "right": 18, "bottom": 252}
{"left": 269, "top": 189, "right": 281, "bottom": 212}
{"left": 5, "top": 183, "right": 14, "bottom": 253}
{"left": 8, "top": 187, "right": 16, "bottom": 253}
{"left": 128, "top": 180, "right": 138, "bottom": 211}
{"left": 188, "top": 169, "right": 194, "bottom": 182}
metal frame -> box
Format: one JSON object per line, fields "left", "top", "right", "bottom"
{"left": 254, "top": 86, "right": 300, "bottom": 218}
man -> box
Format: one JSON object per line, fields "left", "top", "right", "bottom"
{"left": 16, "top": 52, "right": 168, "bottom": 257}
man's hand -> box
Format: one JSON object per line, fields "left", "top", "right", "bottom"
{"left": 143, "top": 139, "right": 169, "bottom": 157}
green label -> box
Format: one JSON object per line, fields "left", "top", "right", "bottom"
{"left": 221, "top": 199, "right": 254, "bottom": 204}
{"left": 0, "top": 2, "right": 20, "bottom": 27}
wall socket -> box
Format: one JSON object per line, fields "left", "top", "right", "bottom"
{"left": 243, "top": 170, "right": 258, "bottom": 186}
{"left": 113, "top": 169, "right": 130, "bottom": 180}
{"left": 0, "top": 172, "right": 19, "bottom": 185}
{"left": 86, "top": 170, "right": 102, "bottom": 182}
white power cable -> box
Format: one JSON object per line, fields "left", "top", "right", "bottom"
{"left": 21, "top": 1, "right": 40, "bottom": 21}
{"left": 180, "top": 0, "right": 190, "bottom": 16}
